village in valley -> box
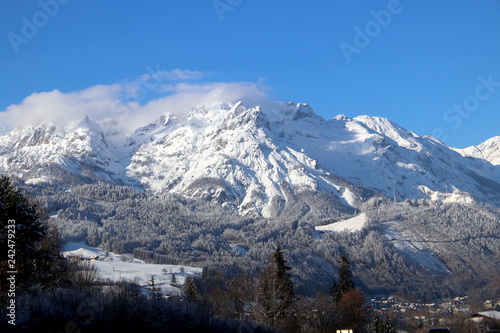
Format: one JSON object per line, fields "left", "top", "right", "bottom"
{"left": 370, "top": 295, "right": 500, "bottom": 330}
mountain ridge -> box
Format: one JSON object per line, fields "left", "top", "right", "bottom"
{"left": 1, "top": 101, "right": 499, "bottom": 216}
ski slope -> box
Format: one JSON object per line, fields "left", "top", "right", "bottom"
{"left": 315, "top": 213, "right": 367, "bottom": 233}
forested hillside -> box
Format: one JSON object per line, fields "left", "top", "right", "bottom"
{"left": 28, "top": 182, "right": 500, "bottom": 301}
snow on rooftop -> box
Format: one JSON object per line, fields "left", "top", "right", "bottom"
{"left": 471, "top": 311, "right": 500, "bottom": 321}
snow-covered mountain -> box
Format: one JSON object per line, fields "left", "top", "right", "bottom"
{"left": 0, "top": 115, "right": 138, "bottom": 187}
{"left": 453, "top": 137, "right": 500, "bottom": 186}
{"left": 1, "top": 101, "right": 499, "bottom": 216}
{"left": 459, "top": 136, "right": 500, "bottom": 166}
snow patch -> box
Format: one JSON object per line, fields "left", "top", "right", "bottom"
{"left": 62, "top": 242, "right": 202, "bottom": 296}
{"left": 316, "top": 213, "right": 367, "bottom": 233}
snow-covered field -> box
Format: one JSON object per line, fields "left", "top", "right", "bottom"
{"left": 63, "top": 242, "right": 202, "bottom": 296}
{"left": 315, "top": 213, "right": 367, "bottom": 233}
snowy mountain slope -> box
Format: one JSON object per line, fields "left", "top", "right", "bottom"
{"left": 459, "top": 136, "right": 500, "bottom": 165}
{"left": 126, "top": 102, "right": 364, "bottom": 216}
{"left": 0, "top": 116, "right": 138, "bottom": 187}
{"left": 379, "top": 220, "right": 450, "bottom": 274}
{"left": 286, "top": 110, "right": 497, "bottom": 202}
{"left": 124, "top": 102, "right": 493, "bottom": 215}
{"left": 314, "top": 213, "right": 451, "bottom": 274}
{"left": 0, "top": 101, "right": 499, "bottom": 215}
{"left": 453, "top": 137, "right": 500, "bottom": 185}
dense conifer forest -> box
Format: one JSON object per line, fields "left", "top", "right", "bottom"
{"left": 27, "top": 182, "right": 500, "bottom": 300}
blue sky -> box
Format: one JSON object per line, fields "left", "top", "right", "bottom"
{"left": 1, "top": 1, "right": 499, "bottom": 148}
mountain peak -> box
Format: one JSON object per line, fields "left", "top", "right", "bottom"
{"left": 459, "top": 136, "right": 500, "bottom": 166}
{"left": 292, "top": 103, "right": 315, "bottom": 121}
{"left": 74, "top": 115, "right": 103, "bottom": 134}
{"left": 352, "top": 115, "right": 420, "bottom": 148}
{"left": 333, "top": 114, "right": 348, "bottom": 121}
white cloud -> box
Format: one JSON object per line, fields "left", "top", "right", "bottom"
{"left": 123, "top": 68, "right": 211, "bottom": 100}
{"left": 0, "top": 84, "right": 124, "bottom": 132}
{"left": 160, "top": 69, "right": 209, "bottom": 81}
{"left": 0, "top": 70, "right": 271, "bottom": 134}
{"left": 121, "top": 81, "right": 272, "bottom": 132}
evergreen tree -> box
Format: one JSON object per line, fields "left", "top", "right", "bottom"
{"left": 184, "top": 276, "right": 198, "bottom": 301}
{"left": 0, "top": 176, "right": 46, "bottom": 255}
{"left": 148, "top": 276, "right": 162, "bottom": 302}
{"left": 329, "top": 255, "right": 370, "bottom": 330}
{"left": 0, "top": 176, "right": 68, "bottom": 291}
{"left": 330, "top": 255, "right": 355, "bottom": 302}
{"left": 260, "top": 243, "right": 295, "bottom": 326}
